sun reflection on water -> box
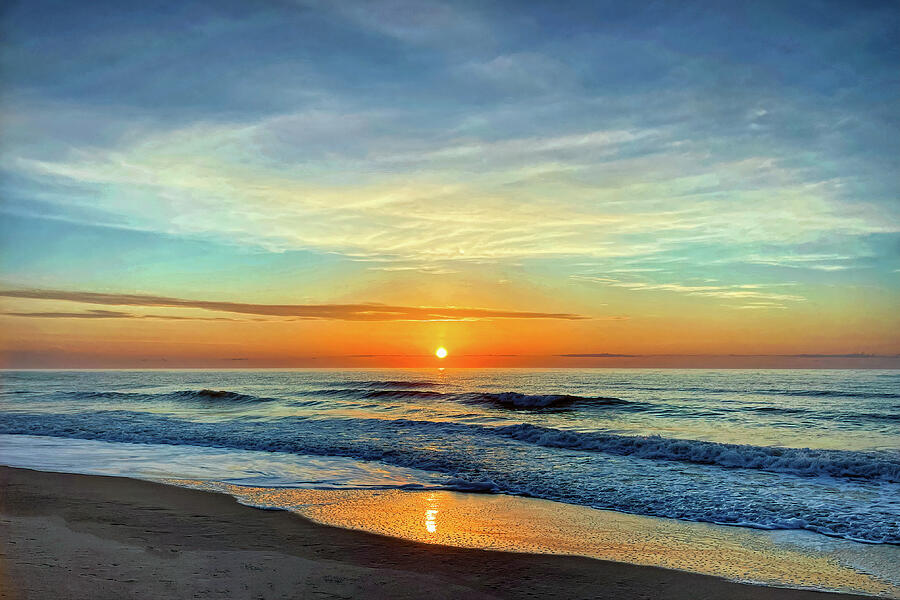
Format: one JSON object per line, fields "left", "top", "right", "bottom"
{"left": 424, "top": 494, "right": 439, "bottom": 534}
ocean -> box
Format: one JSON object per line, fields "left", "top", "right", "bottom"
{"left": 1, "top": 368, "right": 898, "bottom": 546}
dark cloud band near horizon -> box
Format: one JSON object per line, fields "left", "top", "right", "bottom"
{"left": 0, "top": 288, "right": 590, "bottom": 322}
{"left": 1, "top": 309, "right": 240, "bottom": 321}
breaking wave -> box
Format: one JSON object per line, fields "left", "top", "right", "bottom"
{"left": 494, "top": 424, "right": 900, "bottom": 483}
{"left": 2, "top": 412, "right": 897, "bottom": 484}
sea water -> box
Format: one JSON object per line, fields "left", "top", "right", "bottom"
{"left": 1, "top": 369, "right": 897, "bottom": 547}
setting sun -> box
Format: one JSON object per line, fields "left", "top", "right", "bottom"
{"left": 435, "top": 347, "right": 448, "bottom": 359}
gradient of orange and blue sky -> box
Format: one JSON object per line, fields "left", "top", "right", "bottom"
{"left": 1, "top": 0, "right": 899, "bottom": 368}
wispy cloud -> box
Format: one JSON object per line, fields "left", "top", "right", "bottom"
{"left": 368, "top": 264, "right": 459, "bottom": 275}
{"left": 744, "top": 253, "right": 859, "bottom": 271}
{"left": 7, "top": 98, "right": 896, "bottom": 269}
{"left": 320, "top": 0, "right": 490, "bottom": 47}
{"left": 570, "top": 275, "right": 806, "bottom": 304}
{"left": 0, "top": 288, "right": 589, "bottom": 321}
{"left": 728, "top": 303, "right": 790, "bottom": 310}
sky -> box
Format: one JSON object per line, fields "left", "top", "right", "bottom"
{"left": 1, "top": 0, "right": 898, "bottom": 368}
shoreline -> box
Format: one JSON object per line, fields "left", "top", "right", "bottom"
{"left": 0, "top": 466, "right": 886, "bottom": 600}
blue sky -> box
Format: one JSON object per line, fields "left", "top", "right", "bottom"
{"left": 1, "top": 0, "right": 898, "bottom": 366}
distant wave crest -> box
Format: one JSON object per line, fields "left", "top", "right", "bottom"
{"left": 777, "top": 389, "right": 900, "bottom": 399}
{"left": 65, "top": 389, "right": 275, "bottom": 405}
{"left": 360, "top": 380, "right": 438, "bottom": 389}
{"left": 309, "top": 387, "right": 630, "bottom": 409}
{"left": 362, "top": 389, "right": 445, "bottom": 399}
{"left": 752, "top": 406, "right": 806, "bottom": 415}
{"left": 176, "top": 389, "right": 273, "bottom": 403}
{"left": 459, "top": 391, "right": 629, "bottom": 409}
{"left": 610, "top": 385, "right": 900, "bottom": 400}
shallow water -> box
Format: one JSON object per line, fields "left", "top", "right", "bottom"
{"left": 169, "top": 482, "right": 900, "bottom": 598}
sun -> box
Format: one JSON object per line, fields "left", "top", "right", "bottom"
{"left": 435, "top": 347, "right": 448, "bottom": 359}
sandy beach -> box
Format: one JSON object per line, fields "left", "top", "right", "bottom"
{"left": 0, "top": 466, "right": 879, "bottom": 600}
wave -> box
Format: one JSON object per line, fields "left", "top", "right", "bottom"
{"left": 362, "top": 389, "right": 445, "bottom": 399}
{"left": 862, "top": 412, "right": 900, "bottom": 422}
{"left": 1, "top": 412, "right": 897, "bottom": 543}
{"left": 359, "top": 380, "right": 438, "bottom": 389}
{"left": 3, "top": 411, "right": 896, "bottom": 484}
{"left": 602, "top": 384, "right": 900, "bottom": 400}
{"left": 174, "top": 389, "right": 273, "bottom": 403}
{"left": 45, "top": 387, "right": 896, "bottom": 423}
{"left": 306, "top": 388, "right": 445, "bottom": 400}
{"left": 495, "top": 423, "right": 900, "bottom": 483}
{"left": 744, "top": 405, "right": 900, "bottom": 424}
{"left": 776, "top": 389, "right": 900, "bottom": 399}
{"left": 307, "top": 387, "right": 631, "bottom": 409}
{"left": 752, "top": 406, "right": 807, "bottom": 415}
{"left": 314, "top": 380, "right": 438, "bottom": 390}
{"left": 62, "top": 389, "right": 275, "bottom": 405}
{"left": 458, "top": 391, "right": 629, "bottom": 409}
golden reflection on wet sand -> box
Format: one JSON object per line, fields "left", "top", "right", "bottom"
{"left": 424, "top": 493, "right": 439, "bottom": 534}
{"left": 168, "top": 481, "right": 899, "bottom": 598}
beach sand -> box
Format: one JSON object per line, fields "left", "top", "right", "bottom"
{"left": 0, "top": 466, "right": 879, "bottom": 600}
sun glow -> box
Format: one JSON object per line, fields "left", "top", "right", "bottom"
{"left": 435, "top": 347, "right": 448, "bottom": 359}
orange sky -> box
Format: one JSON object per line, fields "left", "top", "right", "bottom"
{"left": 2, "top": 287, "right": 898, "bottom": 368}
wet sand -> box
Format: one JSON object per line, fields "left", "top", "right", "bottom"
{"left": 179, "top": 483, "right": 896, "bottom": 596}
{"left": 0, "top": 466, "right": 879, "bottom": 599}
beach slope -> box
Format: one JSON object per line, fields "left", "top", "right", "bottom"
{"left": 0, "top": 467, "right": 873, "bottom": 600}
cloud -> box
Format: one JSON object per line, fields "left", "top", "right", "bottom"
{"left": 744, "top": 253, "right": 859, "bottom": 271}
{"left": 2, "top": 0, "right": 897, "bottom": 305}
{"left": 570, "top": 276, "right": 806, "bottom": 303}
{"left": 557, "top": 353, "right": 637, "bottom": 357}
{"left": 558, "top": 353, "right": 898, "bottom": 359}
{"left": 3, "top": 309, "right": 132, "bottom": 319}
{"left": 776, "top": 353, "right": 897, "bottom": 358}
{"left": 368, "top": 264, "right": 459, "bottom": 275}
{"left": 370, "top": 127, "right": 649, "bottom": 166}
{"left": 455, "top": 53, "right": 576, "bottom": 94}
{"left": 0, "top": 288, "right": 589, "bottom": 321}
{"left": 320, "top": 0, "right": 490, "bottom": 47}
{"left": 8, "top": 98, "right": 895, "bottom": 270}
{"left": 728, "top": 303, "right": 789, "bottom": 310}
{"left": 1, "top": 309, "right": 240, "bottom": 321}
